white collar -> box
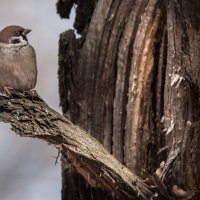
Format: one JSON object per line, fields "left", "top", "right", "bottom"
{"left": 0, "top": 36, "right": 28, "bottom": 48}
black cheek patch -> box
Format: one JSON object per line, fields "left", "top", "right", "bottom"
{"left": 11, "top": 38, "right": 20, "bottom": 44}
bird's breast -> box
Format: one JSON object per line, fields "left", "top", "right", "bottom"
{"left": 0, "top": 44, "right": 37, "bottom": 91}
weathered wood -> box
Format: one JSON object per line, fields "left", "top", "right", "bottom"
{"left": 58, "top": 0, "right": 164, "bottom": 171}
{"left": 162, "top": 0, "right": 200, "bottom": 191}
{"left": 57, "top": 0, "right": 166, "bottom": 199}
{"left": 0, "top": 92, "right": 153, "bottom": 200}
{"left": 57, "top": 0, "right": 96, "bottom": 34}
{"left": 56, "top": 0, "right": 76, "bottom": 19}
{"left": 57, "top": 0, "right": 200, "bottom": 199}
{"left": 124, "top": 0, "right": 161, "bottom": 172}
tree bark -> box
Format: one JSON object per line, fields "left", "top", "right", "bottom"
{"left": 57, "top": 0, "right": 200, "bottom": 199}
{"left": 161, "top": 0, "right": 200, "bottom": 192}
{"left": 0, "top": 92, "right": 153, "bottom": 200}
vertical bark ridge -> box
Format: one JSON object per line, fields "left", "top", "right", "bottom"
{"left": 124, "top": 0, "right": 161, "bottom": 172}
{"left": 112, "top": 0, "right": 146, "bottom": 164}
{"left": 162, "top": 0, "right": 200, "bottom": 191}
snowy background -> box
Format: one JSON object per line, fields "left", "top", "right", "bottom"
{"left": 0, "top": 0, "right": 74, "bottom": 199}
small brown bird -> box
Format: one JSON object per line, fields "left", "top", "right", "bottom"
{"left": 0, "top": 25, "right": 37, "bottom": 95}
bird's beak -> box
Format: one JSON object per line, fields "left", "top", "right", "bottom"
{"left": 23, "top": 29, "right": 32, "bottom": 36}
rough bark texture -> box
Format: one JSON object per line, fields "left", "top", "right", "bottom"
{"left": 57, "top": 0, "right": 200, "bottom": 199}
{"left": 0, "top": 92, "right": 154, "bottom": 200}
{"left": 161, "top": 0, "right": 200, "bottom": 192}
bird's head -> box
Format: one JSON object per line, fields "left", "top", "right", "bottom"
{"left": 0, "top": 25, "right": 31, "bottom": 45}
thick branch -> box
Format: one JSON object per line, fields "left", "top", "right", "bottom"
{"left": 0, "top": 92, "right": 153, "bottom": 200}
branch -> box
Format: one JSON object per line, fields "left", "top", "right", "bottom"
{"left": 0, "top": 91, "right": 153, "bottom": 200}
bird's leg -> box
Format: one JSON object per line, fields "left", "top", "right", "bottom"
{"left": 24, "top": 89, "right": 37, "bottom": 96}
{"left": 3, "top": 86, "right": 14, "bottom": 96}
{"left": 30, "top": 89, "right": 37, "bottom": 96}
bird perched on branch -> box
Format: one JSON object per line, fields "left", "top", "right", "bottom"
{"left": 0, "top": 25, "right": 37, "bottom": 95}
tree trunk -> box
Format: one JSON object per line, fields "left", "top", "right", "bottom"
{"left": 57, "top": 0, "right": 200, "bottom": 199}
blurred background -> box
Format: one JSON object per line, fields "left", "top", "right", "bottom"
{"left": 0, "top": 0, "right": 74, "bottom": 199}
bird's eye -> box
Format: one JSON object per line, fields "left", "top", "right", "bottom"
{"left": 15, "top": 31, "right": 20, "bottom": 36}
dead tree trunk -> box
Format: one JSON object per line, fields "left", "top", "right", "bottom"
{"left": 57, "top": 0, "right": 200, "bottom": 199}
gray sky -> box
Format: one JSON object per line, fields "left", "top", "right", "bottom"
{"left": 0, "top": 1, "right": 74, "bottom": 199}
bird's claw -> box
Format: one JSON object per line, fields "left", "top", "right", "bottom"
{"left": 3, "top": 87, "right": 14, "bottom": 97}
{"left": 23, "top": 89, "right": 37, "bottom": 96}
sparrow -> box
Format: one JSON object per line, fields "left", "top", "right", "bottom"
{"left": 0, "top": 25, "right": 37, "bottom": 95}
